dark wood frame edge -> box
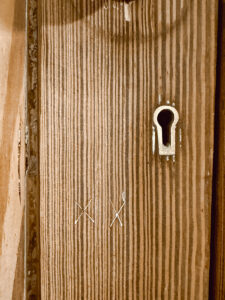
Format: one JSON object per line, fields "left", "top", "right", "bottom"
{"left": 209, "top": 0, "right": 225, "bottom": 299}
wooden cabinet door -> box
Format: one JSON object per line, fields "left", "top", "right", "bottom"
{"left": 26, "top": 0, "right": 218, "bottom": 299}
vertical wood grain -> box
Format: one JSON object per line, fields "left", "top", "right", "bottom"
{"left": 39, "top": 0, "right": 218, "bottom": 299}
{"left": 0, "top": 0, "right": 26, "bottom": 299}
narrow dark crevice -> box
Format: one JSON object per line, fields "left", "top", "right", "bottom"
{"left": 209, "top": 0, "right": 224, "bottom": 299}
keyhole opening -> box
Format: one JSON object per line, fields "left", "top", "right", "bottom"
{"left": 157, "top": 109, "right": 174, "bottom": 146}
{"left": 114, "top": 0, "right": 134, "bottom": 2}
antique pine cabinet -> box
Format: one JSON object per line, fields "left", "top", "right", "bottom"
{"left": 0, "top": 0, "right": 224, "bottom": 299}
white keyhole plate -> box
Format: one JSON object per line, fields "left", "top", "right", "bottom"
{"left": 153, "top": 105, "right": 179, "bottom": 156}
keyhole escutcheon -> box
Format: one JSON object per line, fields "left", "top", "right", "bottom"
{"left": 153, "top": 105, "right": 179, "bottom": 155}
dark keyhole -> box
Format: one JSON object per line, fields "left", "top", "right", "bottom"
{"left": 114, "top": 0, "right": 135, "bottom": 3}
{"left": 114, "top": 0, "right": 134, "bottom": 2}
{"left": 157, "top": 109, "right": 174, "bottom": 146}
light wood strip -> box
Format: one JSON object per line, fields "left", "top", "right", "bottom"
{"left": 0, "top": 0, "right": 25, "bottom": 299}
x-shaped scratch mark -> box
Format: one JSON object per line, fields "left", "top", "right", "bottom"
{"left": 75, "top": 199, "right": 95, "bottom": 225}
{"left": 110, "top": 192, "right": 126, "bottom": 227}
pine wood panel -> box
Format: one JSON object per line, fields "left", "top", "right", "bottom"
{"left": 0, "top": 0, "right": 25, "bottom": 299}
{"left": 209, "top": 0, "right": 225, "bottom": 298}
{"left": 39, "top": 0, "right": 217, "bottom": 299}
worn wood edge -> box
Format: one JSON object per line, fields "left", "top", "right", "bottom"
{"left": 26, "top": 0, "right": 40, "bottom": 298}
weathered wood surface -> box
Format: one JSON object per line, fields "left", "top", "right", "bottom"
{"left": 26, "top": 0, "right": 41, "bottom": 299}
{"left": 209, "top": 0, "right": 225, "bottom": 299}
{"left": 39, "top": 0, "right": 217, "bottom": 299}
{"left": 0, "top": 0, "right": 25, "bottom": 299}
